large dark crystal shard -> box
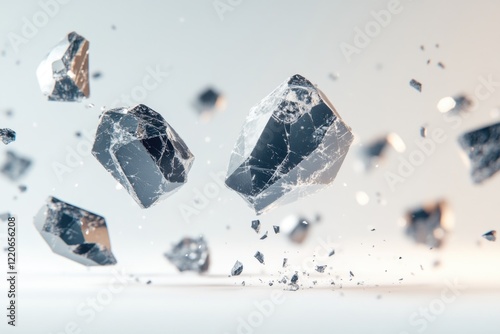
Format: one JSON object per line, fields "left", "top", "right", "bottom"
{"left": 36, "top": 32, "right": 90, "bottom": 102}
{"left": 405, "top": 201, "right": 452, "bottom": 248}
{"left": 458, "top": 122, "right": 500, "bottom": 183}
{"left": 164, "top": 236, "right": 209, "bottom": 273}
{"left": 92, "top": 104, "right": 194, "bottom": 208}
{"left": 34, "top": 197, "right": 116, "bottom": 266}
{"left": 225, "top": 74, "right": 354, "bottom": 214}
{"left": 0, "top": 128, "right": 16, "bottom": 145}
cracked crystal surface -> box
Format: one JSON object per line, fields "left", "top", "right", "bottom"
{"left": 458, "top": 122, "right": 500, "bottom": 183}
{"left": 225, "top": 74, "right": 354, "bottom": 214}
{"left": 92, "top": 104, "right": 194, "bottom": 208}
{"left": 34, "top": 197, "right": 117, "bottom": 266}
{"left": 405, "top": 201, "right": 452, "bottom": 248}
{"left": 164, "top": 236, "right": 209, "bottom": 273}
{"left": 36, "top": 32, "right": 90, "bottom": 102}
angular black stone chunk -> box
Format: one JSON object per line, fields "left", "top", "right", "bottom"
{"left": 34, "top": 197, "right": 117, "bottom": 266}
{"left": 92, "top": 104, "right": 194, "bottom": 208}
{"left": 458, "top": 122, "right": 500, "bottom": 183}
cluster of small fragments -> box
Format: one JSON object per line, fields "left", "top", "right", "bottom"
{"left": 1, "top": 34, "right": 499, "bottom": 290}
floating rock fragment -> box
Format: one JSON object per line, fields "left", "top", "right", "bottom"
{"left": 251, "top": 219, "right": 261, "bottom": 233}
{"left": 36, "top": 32, "right": 90, "bottom": 101}
{"left": 315, "top": 265, "right": 326, "bottom": 273}
{"left": 194, "top": 87, "right": 225, "bottom": 119}
{"left": 0, "top": 128, "right": 16, "bottom": 144}
{"left": 225, "top": 74, "right": 354, "bottom": 214}
{"left": 280, "top": 215, "right": 311, "bottom": 243}
{"left": 482, "top": 230, "right": 496, "bottom": 242}
{"left": 359, "top": 133, "right": 405, "bottom": 170}
{"left": 92, "top": 104, "right": 194, "bottom": 208}
{"left": 34, "top": 197, "right": 117, "bottom": 266}
{"left": 254, "top": 251, "right": 265, "bottom": 264}
{"left": 437, "top": 95, "right": 472, "bottom": 114}
{"left": 409, "top": 79, "right": 422, "bottom": 92}
{"left": 1, "top": 151, "right": 32, "bottom": 181}
{"left": 164, "top": 236, "right": 209, "bottom": 273}
{"left": 273, "top": 225, "right": 280, "bottom": 234}
{"left": 458, "top": 122, "right": 500, "bottom": 184}
{"left": 405, "top": 200, "right": 452, "bottom": 248}
{"left": 231, "top": 261, "right": 243, "bottom": 276}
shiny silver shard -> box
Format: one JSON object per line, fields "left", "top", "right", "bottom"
{"left": 164, "top": 236, "right": 209, "bottom": 273}
{"left": 225, "top": 74, "right": 354, "bottom": 214}
{"left": 458, "top": 122, "right": 500, "bottom": 183}
{"left": 34, "top": 197, "right": 117, "bottom": 266}
{"left": 92, "top": 104, "right": 194, "bottom": 208}
{"left": 405, "top": 201, "right": 452, "bottom": 248}
{"left": 36, "top": 32, "right": 90, "bottom": 102}
{"left": 0, "top": 128, "right": 16, "bottom": 145}
{"left": 254, "top": 251, "right": 265, "bottom": 264}
{"left": 1, "top": 151, "right": 32, "bottom": 181}
{"left": 231, "top": 260, "right": 243, "bottom": 276}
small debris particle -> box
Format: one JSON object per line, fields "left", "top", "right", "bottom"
{"left": 146, "top": 280, "right": 152, "bottom": 285}
{"left": 92, "top": 71, "right": 103, "bottom": 79}
{"left": 291, "top": 272, "right": 299, "bottom": 284}
{"left": 254, "top": 251, "right": 265, "bottom": 264}
{"left": 231, "top": 260, "right": 243, "bottom": 276}
{"left": 273, "top": 225, "right": 280, "bottom": 234}
{"left": 0, "top": 128, "right": 16, "bottom": 145}
{"left": 482, "top": 230, "right": 496, "bottom": 242}
{"left": 420, "top": 45, "right": 424, "bottom": 51}
{"left": 427, "top": 59, "right": 431, "bottom": 65}
{"left": 18, "top": 185, "right": 27, "bottom": 192}
{"left": 410, "top": 79, "right": 422, "bottom": 92}
{"left": 315, "top": 265, "right": 327, "bottom": 273}
{"left": 282, "top": 258, "right": 288, "bottom": 268}
{"left": 437, "top": 62, "right": 445, "bottom": 69}
{"left": 371, "top": 228, "right": 376, "bottom": 232}
{"left": 260, "top": 231, "right": 268, "bottom": 240}
{"left": 349, "top": 271, "right": 354, "bottom": 278}
{"left": 251, "top": 220, "right": 261, "bottom": 233}
{"left": 75, "top": 131, "right": 82, "bottom": 138}
{"left": 241, "top": 281, "right": 245, "bottom": 286}
{"left": 328, "top": 249, "right": 335, "bottom": 257}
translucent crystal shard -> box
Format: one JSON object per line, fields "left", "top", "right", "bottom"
{"left": 164, "top": 236, "right": 209, "bottom": 273}
{"left": 458, "top": 122, "right": 500, "bottom": 183}
{"left": 92, "top": 104, "right": 194, "bottom": 208}
{"left": 0, "top": 128, "right": 16, "bottom": 144}
{"left": 34, "top": 197, "right": 116, "bottom": 266}
{"left": 36, "top": 32, "right": 90, "bottom": 102}
{"left": 225, "top": 74, "right": 354, "bottom": 214}
{"left": 405, "top": 201, "right": 452, "bottom": 248}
